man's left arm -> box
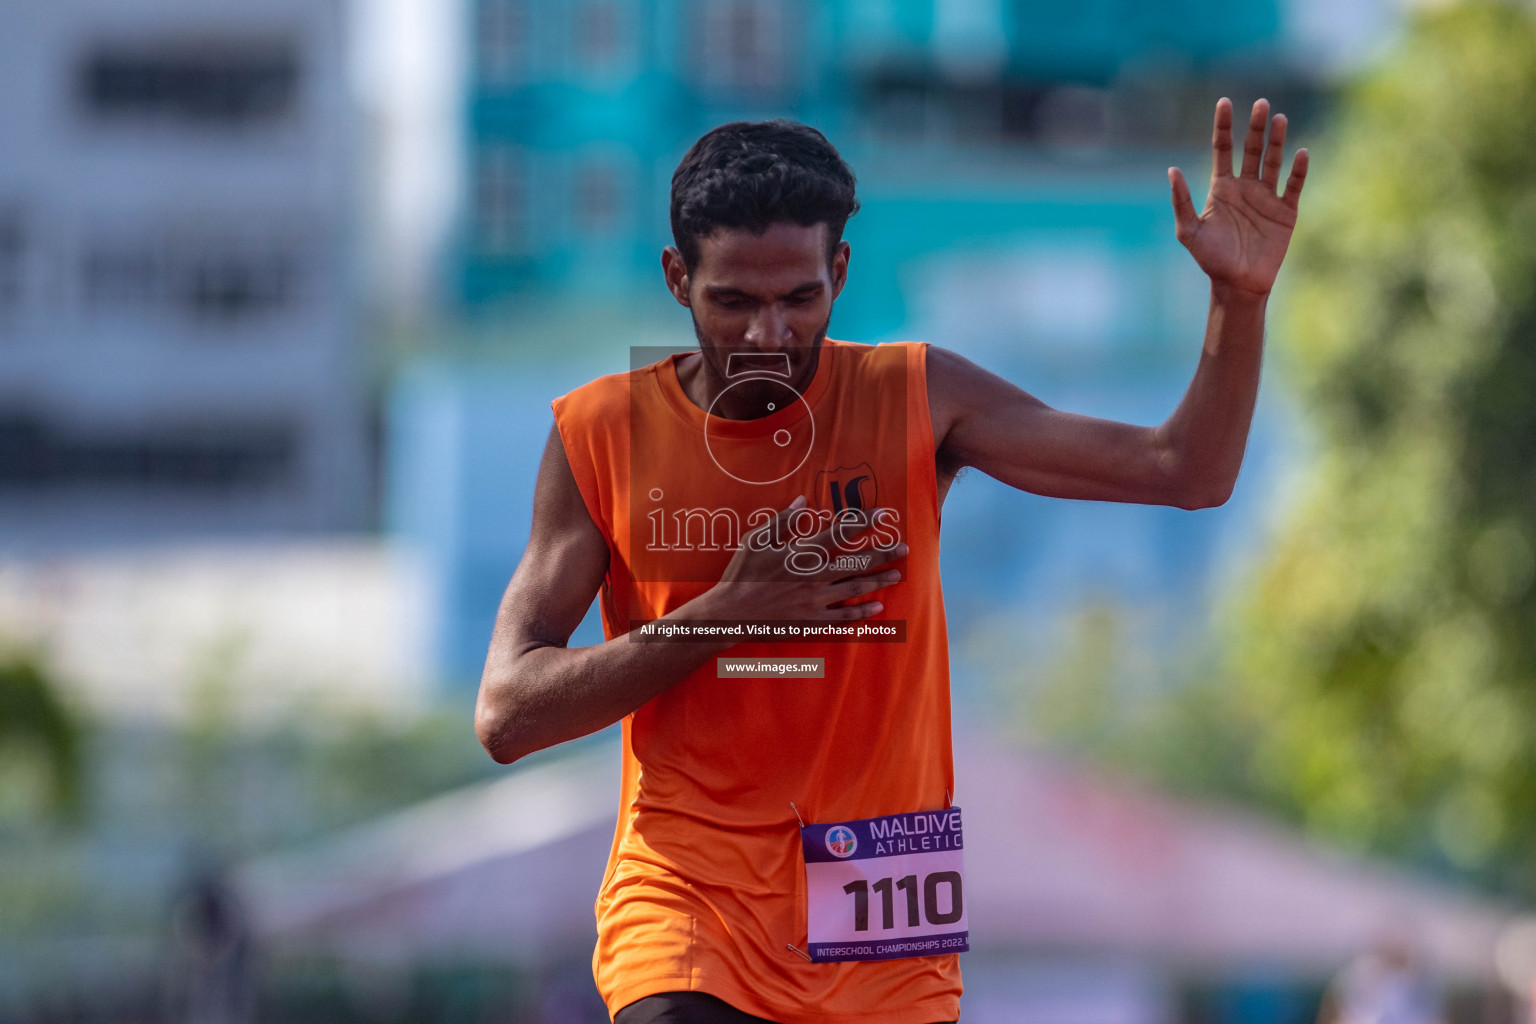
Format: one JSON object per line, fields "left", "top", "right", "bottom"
{"left": 930, "top": 97, "right": 1309, "bottom": 510}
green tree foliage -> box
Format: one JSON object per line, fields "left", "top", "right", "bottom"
{"left": 0, "top": 650, "right": 84, "bottom": 822}
{"left": 1223, "top": 2, "right": 1536, "bottom": 888}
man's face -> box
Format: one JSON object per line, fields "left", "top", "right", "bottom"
{"left": 663, "top": 221, "right": 850, "bottom": 400}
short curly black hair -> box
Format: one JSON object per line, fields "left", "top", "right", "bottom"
{"left": 669, "top": 119, "right": 860, "bottom": 271}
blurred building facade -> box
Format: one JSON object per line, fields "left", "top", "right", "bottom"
{"left": 455, "top": 0, "right": 1293, "bottom": 309}
{"left": 0, "top": 0, "right": 370, "bottom": 549}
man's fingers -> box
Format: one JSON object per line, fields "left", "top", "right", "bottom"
{"left": 1168, "top": 167, "right": 1199, "bottom": 243}
{"left": 1240, "top": 98, "right": 1269, "bottom": 179}
{"left": 826, "top": 600, "right": 885, "bottom": 621}
{"left": 821, "top": 543, "right": 908, "bottom": 586}
{"left": 801, "top": 508, "right": 900, "bottom": 566}
{"left": 864, "top": 542, "right": 908, "bottom": 573}
{"left": 1211, "top": 97, "right": 1234, "bottom": 178}
{"left": 807, "top": 508, "right": 868, "bottom": 548}
{"left": 826, "top": 570, "right": 901, "bottom": 605}
{"left": 1282, "top": 148, "right": 1309, "bottom": 209}
{"left": 749, "top": 494, "right": 809, "bottom": 546}
{"left": 1260, "top": 113, "right": 1287, "bottom": 188}
{"left": 820, "top": 536, "right": 909, "bottom": 584}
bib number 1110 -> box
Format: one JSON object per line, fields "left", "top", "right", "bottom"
{"left": 842, "top": 871, "right": 963, "bottom": 932}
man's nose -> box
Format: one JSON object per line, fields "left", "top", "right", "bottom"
{"left": 744, "top": 304, "right": 791, "bottom": 347}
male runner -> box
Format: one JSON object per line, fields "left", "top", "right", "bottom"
{"left": 476, "top": 102, "right": 1307, "bottom": 1024}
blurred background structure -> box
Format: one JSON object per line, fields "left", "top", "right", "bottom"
{"left": 4, "top": 0, "right": 1536, "bottom": 1022}
{"left": 0, "top": 0, "right": 369, "bottom": 546}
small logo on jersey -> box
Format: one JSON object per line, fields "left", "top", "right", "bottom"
{"left": 825, "top": 826, "right": 858, "bottom": 858}
{"left": 816, "top": 463, "right": 877, "bottom": 514}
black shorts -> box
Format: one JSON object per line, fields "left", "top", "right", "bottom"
{"left": 614, "top": 993, "right": 775, "bottom": 1024}
{"left": 614, "top": 991, "right": 955, "bottom": 1024}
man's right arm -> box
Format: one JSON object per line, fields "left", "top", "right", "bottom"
{"left": 474, "top": 426, "right": 735, "bottom": 764}
{"left": 475, "top": 425, "right": 906, "bottom": 765}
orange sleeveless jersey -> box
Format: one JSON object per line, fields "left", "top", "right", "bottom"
{"left": 551, "top": 340, "right": 959, "bottom": 1024}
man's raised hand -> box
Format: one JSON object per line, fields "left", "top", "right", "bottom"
{"left": 1168, "top": 97, "right": 1309, "bottom": 299}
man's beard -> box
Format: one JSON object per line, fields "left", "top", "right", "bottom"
{"left": 689, "top": 308, "right": 832, "bottom": 398}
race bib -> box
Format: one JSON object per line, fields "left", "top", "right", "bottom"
{"left": 800, "top": 807, "right": 969, "bottom": 962}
